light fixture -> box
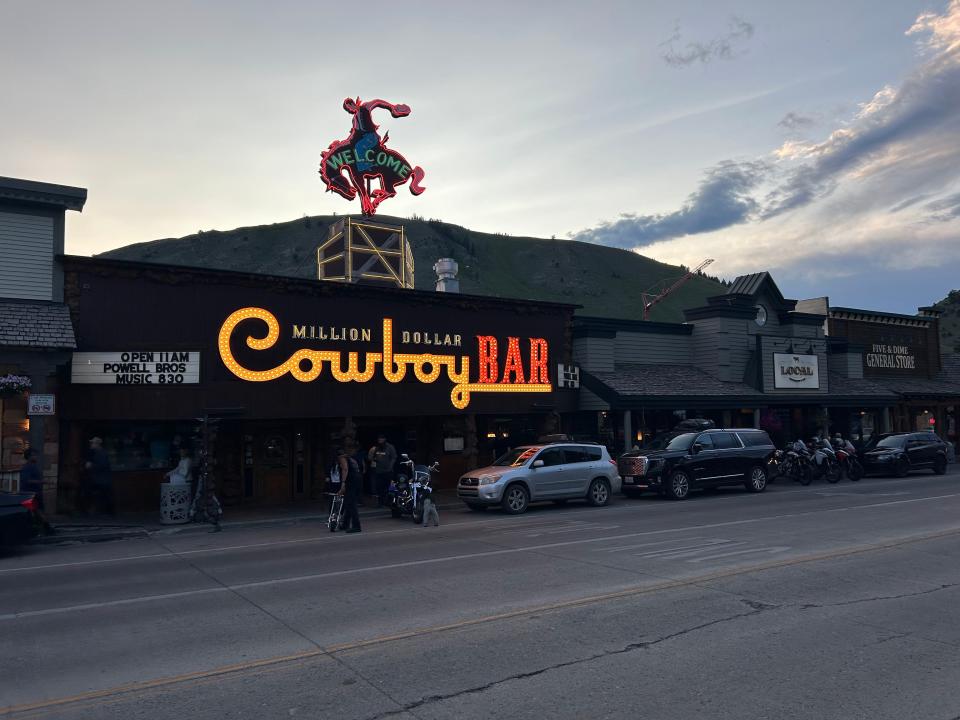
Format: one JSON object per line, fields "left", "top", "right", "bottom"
{"left": 486, "top": 432, "right": 497, "bottom": 439}
{"left": 635, "top": 431, "right": 643, "bottom": 442}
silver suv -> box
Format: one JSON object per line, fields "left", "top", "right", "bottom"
{"left": 458, "top": 443, "right": 622, "bottom": 514}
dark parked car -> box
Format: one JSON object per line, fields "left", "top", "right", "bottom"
{"left": 861, "top": 432, "right": 949, "bottom": 477}
{"left": 619, "top": 428, "right": 775, "bottom": 500}
{"left": 0, "top": 490, "right": 40, "bottom": 548}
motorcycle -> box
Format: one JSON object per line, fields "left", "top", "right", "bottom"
{"left": 782, "top": 440, "right": 813, "bottom": 486}
{"left": 808, "top": 438, "right": 840, "bottom": 484}
{"left": 767, "top": 449, "right": 785, "bottom": 483}
{"left": 388, "top": 454, "right": 439, "bottom": 523}
{"left": 834, "top": 439, "right": 863, "bottom": 481}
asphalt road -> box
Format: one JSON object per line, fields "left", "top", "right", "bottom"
{"left": 3, "top": 468, "right": 960, "bottom": 719}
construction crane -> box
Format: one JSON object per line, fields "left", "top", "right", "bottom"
{"left": 641, "top": 258, "right": 715, "bottom": 320}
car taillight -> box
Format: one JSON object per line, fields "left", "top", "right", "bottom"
{"left": 21, "top": 497, "right": 39, "bottom": 512}
{"left": 609, "top": 459, "right": 617, "bottom": 466}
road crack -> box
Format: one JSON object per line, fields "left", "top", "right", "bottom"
{"left": 361, "top": 606, "right": 773, "bottom": 719}
{"left": 799, "top": 582, "right": 959, "bottom": 610}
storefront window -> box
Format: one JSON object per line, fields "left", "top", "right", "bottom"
{"left": 88, "top": 423, "right": 197, "bottom": 471}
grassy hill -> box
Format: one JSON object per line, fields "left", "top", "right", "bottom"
{"left": 935, "top": 289, "right": 960, "bottom": 353}
{"left": 99, "top": 214, "right": 725, "bottom": 322}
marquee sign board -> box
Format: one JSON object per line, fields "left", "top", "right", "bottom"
{"left": 72, "top": 352, "right": 201, "bottom": 385}
{"left": 773, "top": 353, "right": 820, "bottom": 389}
{"left": 319, "top": 97, "right": 426, "bottom": 215}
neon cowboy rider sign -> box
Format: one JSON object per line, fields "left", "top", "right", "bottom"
{"left": 218, "top": 307, "right": 552, "bottom": 410}
{"left": 319, "top": 97, "right": 427, "bottom": 216}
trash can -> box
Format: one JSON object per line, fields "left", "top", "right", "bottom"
{"left": 160, "top": 481, "right": 192, "bottom": 525}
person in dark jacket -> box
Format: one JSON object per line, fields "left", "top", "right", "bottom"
{"left": 84, "top": 437, "right": 114, "bottom": 515}
{"left": 20, "top": 448, "right": 53, "bottom": 533}
{"left": 367, "top": 434, "right": 397, "bottom": 507}
{"left": 20, "top": 448, "right": 43, "bottom": 509}
{"left": 337, "top": 447, "right": 362, "bottom": 534}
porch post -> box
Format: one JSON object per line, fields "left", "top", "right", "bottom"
{"left": 623, "top": 410, "right": 633, "bottom": 454}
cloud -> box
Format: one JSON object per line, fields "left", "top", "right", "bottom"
{"left": 572, "top": 160, "right": 769, "bottom": 249}
{"left": 575, "top": 0, "right": 960, "bottom": 287}
{"left": 925, "top": 191, "right": 960, "bottom": 221}
{"left": 777, "top": 111, "right": 818, "bottom": 131}
{"left": 660, "top": 16, "right": 755, "bottom": 68}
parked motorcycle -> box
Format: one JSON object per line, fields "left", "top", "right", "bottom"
{"left": 767, "top": 449, "right": 785, "bottom": 483}
{"left": 808, "top": 437, "right": 840, "bottom": 484}
{"left": 388, "top": 455, "right": 439, "bottom": 523}
{"left": 833, "top": 436, "right": 863, "bottom": 481}
{"left": 783, "top": 440, "right": 813, "bottom": 486}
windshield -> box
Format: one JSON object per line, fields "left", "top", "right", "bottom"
{"left": 646, "top": 433, "right": 697, "bottom": 452}
{"left": 492, "top": 447, "right": 539, "bottom": 467}
{"left": 869, "top": 435, "right": 906, "bottom": 450}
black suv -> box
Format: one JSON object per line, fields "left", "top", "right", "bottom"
{"left": 861, "top": 431, "right": 950, "bottom": 477}
{"left": 619, "top": 428, "right": 775, "bottom": 500}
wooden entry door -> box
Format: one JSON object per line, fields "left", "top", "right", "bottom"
{"left": 254, "top": 429, "right": 292, "bottom": 505}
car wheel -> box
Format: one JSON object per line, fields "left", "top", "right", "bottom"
{"left": 587, "top": 478, "right": 611, "bottom": 506}
{"left": 933, "top": 455, "right": 947, "bottom": 475}
{"left": 501, "top": 484, "right": 529, "bottom": 515}
{"left": 666, "top": 471, "right": 690, "bottom": 500}
{"left": 895, "top": 457, "right": 910, "bottom": 478}
{"left": 465, "top": 503, "right": 487, "bottom": 512}
{"left": 745, "top": 466, "right": 767, "bottom": 493}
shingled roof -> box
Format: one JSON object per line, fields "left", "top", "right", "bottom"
{"left": 0, "top": 301, "right": 76, "bottom": 349}
{"left": 870, "top": 375, "right": 960, "bottom": 398}
{"left": 587, "top": 364, "right": 763, "bottom": 399}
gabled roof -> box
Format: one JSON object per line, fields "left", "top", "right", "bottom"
{"left": 0, "top": 301, "right": 77, "bottom": 349}
{"left": 725, "top": 272, "right": 797, "bottom": 313}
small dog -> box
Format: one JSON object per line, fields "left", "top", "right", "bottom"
{"left": 422, "top": 497, "right": 440, "bottom": 527}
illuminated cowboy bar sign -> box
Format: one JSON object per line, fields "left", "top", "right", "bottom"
{"left": 219, "top": 307, "right": 552, "bottom": 410}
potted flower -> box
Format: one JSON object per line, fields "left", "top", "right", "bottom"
{"left": 0, "top": 374, "right": 32, "bottom": 399}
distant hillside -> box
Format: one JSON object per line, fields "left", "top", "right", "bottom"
{"left": 935, "top": 289, "right": 960, "bottom": 353}
{"left": 99, "top": 214, "right": 726, "bottom": 322}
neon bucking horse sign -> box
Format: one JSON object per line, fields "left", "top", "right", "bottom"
{"left": 319, "top": 97, "right": 426, "bottom": 215}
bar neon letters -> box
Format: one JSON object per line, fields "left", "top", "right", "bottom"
{"left": 218, "top": 308, "right": 552, "bottom": 410}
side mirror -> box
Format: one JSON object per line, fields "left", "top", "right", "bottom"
{"left": 532, "top": 459, "right": 545, "bottom": 468}
{"left": 691, "top": 443, "right": 703, "bottom": 455}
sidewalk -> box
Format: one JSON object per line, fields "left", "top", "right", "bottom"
{"left": 37, "top": 490, "right": 464, "bottom": 544}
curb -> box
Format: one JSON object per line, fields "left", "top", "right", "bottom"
{"left": 39, "top": 500, "right": 467, "bottom": 543}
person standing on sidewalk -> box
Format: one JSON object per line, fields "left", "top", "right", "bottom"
{"left": 20, "top": 448, "right": 43, "bottom": 508}
{"left": 84, "top": 437, "right": 114, "bottom": 515}
{"left": 367, "top": 434, "right": 397, "bottom": 507}
{"left": 337, "top": 447, "right": 362, "bottom": 534}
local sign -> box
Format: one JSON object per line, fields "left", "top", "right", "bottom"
{"left": 773, "top": 353, "right": 820, "bottom": 389}
{"left": 71, "top": 352, "right": 201, "bottom": 385}
{"left": 319, "top": 97, "right": 426, "bottom": 215}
